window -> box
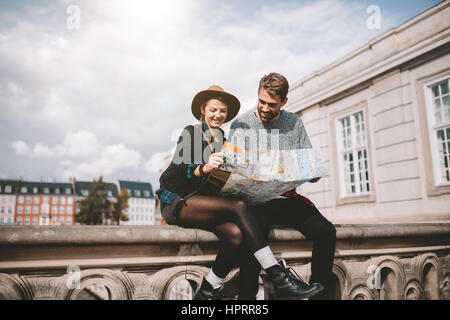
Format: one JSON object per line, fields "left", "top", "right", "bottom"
{"left": 25, "top": 206, "right": 31, "bottom": 214}
{"left": 33, "top": 206, "right": 39, "bottom": 214}
{"left": 21, "top": 187, "right": 27, "bottom": 193}
{"left": 25, "top": 196, "right": 32, "bottom": 204}
{"left": 17, "top": 216, "right": 22, "bottom": 224}
{"left": 67, "top": 197, "right": 73, "bottom": 205}
{"left": 60, "top": 206, "right": 65, "bottom": 214}
{"left": 59, "top": 216, "right": 65, "bottom": 224}
{"left": 24, "top": 217, "right": 30, "bottom": 225}
{"left": 5, "top": 185, "right": 11, "bottom": 193}
{"left": 336, "top": 109, "right": 371, "bottom": 197}
{"left": 41, "top": 204, "right": 49, "bottom": 215}
{"left": 134, "top": 190, "right": 141, "bottom": 197}
{"left": 0, "top": 206, "right": 4, "bottom": 214}
{"left": 33, "top": 187, "right": 38, "bottom": 194}
{"left": 33, "top": 196, "right": 40, "bottom": 204}
{"left": 44, "top": 187, "right": 50, "bottom": 194}
{"left": 425, "top": 77, "right": 450, "bottom": 185}
{"left": 52, "top": 197, "right": 58, "bottom": 205}
{"left": 17, "top": 206, "right": 23, "bottom": 214}
{"left": 143, "top": 190, "right": 150, "bottom": 197}
{"left": 81, "top": 189, "right": 89, "bottom": 196}
{"left": 61, "top": 197, "right": 66, "bottom": 205}
{"left": 43, "top": 196, "right": 49, "bottom": 204}
{"left": 65, "top": 188, "right": 71, "bottom": 195}
{"left": 18, "top": 196, "right": 24, "bottom": 204}
{"left": 67, "top": 207, "right": 73, "bottom": 214}
{"left": 107, "top": 191, "right": 113, "bottom": 197}
{"left": 55, "top": 188, "right": 60, "bottom": 194}
{"left": 66, "top": 217, "right": 72, "bottom": 225}
{"left": 51, "top": 207, "right": 58, "bottom": 214}
{"left": 32, "top": 217, "right": 38, "bottom": 225}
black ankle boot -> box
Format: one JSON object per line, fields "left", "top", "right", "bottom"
{"left": 192, "top": 278, "right": 221, "bottom": 300}
{"left": 265, "top": 260, "right": 323, "bottom": 300}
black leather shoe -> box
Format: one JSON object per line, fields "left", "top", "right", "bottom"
{"left": 265, "top": 259, "right": 323, "bottom": 300}
{"left": 192, "top": 278, "right": 221, "bottom": 300}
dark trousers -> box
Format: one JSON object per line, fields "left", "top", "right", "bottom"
{"left": 237, "top": 196, "right": 337, "bottom": 300}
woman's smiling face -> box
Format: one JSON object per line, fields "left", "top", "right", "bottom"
{"left": 201, "top": 99, "right": 228, "bottom": 128}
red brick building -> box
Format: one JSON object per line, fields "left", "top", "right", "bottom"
{"left": 14, "top": 181, "right": 76, "bottom": 226}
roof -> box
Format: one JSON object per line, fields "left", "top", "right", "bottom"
{"left": 74, "top": 180, "right": 118, "bottom": 197}
{"left": 117, "top": 180, "right": 154, "bottom": 198}
{"left": 0, "top": 180, "right": 74, "bottom": 195}
{"left": 0, "top": 180, "right": 20, "bottom": 195}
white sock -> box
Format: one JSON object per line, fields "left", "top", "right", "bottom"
{"left": 205, "top": 269, "right": 225, "bottom": 289}
{"left": 253, "top": 246, "right": 278, "bottom": 270}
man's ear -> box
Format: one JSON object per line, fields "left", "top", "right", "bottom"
{"left": 281, "top": 97, "right": 288, "bottom": 107}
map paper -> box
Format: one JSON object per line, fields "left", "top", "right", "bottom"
{"left": 218, "top": 148, "right": 327, "bottom": 204}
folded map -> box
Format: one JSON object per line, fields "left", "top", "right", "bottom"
{"left": 217, "top": 148, "right": 327, "bottom": 204}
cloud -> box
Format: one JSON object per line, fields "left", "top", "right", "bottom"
{"left": 1, "top": 0, "right": 400, "bottom": 187}
{"left": 11, "top": 140, "right": 31, "bottom": 156}
{"left": 63, "top": 130, "right": 100, "bottom": 158}
{"left": 144, "top": 151, "right": 173, "bottom": 175}
{"left": 11, "top": 130, "right": 143, "bottom": 180}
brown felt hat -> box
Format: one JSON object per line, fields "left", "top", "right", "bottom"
{"left": 191, "top": 85, "right": 241, "bottom": 123}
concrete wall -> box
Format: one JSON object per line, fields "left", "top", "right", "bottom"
{"left": 0, "top": 224, "right": 449, "bottom": 300}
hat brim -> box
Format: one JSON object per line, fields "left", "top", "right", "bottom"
{"left": 191, "top": 90, "right": 240, "bottom": 123}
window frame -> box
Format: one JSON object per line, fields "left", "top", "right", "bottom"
{"left": 423, "top": 75, "right": 450, "bottom": 187}
{"left": 330, "top": 101, "right": 376, "bottom": 206}
{"left": 336, "top": 108, "right": 372, "bottom": 198}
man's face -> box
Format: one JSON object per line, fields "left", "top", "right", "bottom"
{"left": 256, "top": 88, "right": 287, "bottom": 123}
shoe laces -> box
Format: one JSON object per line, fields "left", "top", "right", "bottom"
{"left": 277, "top": 259, "right": 308, "bottom": 286}
{"left": 285, "top": 265, "right": 308, "bottom": 286}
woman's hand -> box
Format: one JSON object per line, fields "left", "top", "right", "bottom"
{"left": 203, "top": 152, "right": 225, "bottom": 173}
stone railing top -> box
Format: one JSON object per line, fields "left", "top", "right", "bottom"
{"left": 1, "top": 222, "right": 450, "bottom": 246}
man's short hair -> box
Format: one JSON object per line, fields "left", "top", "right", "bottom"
{"left": 258, "top": 72, "right": 289, "bottom": 101}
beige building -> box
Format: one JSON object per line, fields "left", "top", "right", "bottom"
{"left": 272, "top": 1, "right": 450, "bottom": 224}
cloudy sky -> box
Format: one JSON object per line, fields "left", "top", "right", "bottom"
{"left": 0, "top": 0, "right": 443, "bottom": 190}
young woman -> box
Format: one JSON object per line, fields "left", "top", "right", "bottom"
{"left": 156, "top": 85, "right": 323, "bottom": 300}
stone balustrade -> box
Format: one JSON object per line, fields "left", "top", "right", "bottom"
{"left": 0, "top": 223, "right": 449, "bottom": 300}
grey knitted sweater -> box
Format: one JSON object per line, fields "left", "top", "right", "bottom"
{"left": 227, "top": 110, "right": 312, "bottom": 151}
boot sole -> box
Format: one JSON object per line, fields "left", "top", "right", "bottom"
{"left": 275, "top": 284, "right": 324, "bottom": 300}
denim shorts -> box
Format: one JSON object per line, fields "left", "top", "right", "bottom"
{"left": 160, "top": 195, "right": 186, "bottom": 225}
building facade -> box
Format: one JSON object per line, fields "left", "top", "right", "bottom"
{"left": 117, "top": 180, "right": 156, "bottom": 226}
{"left": 14, "top": 181, "right": 76, "bottom": 226}
{"left": 274, "top": 1, "right": 450, "bottom": 224}
{"left": 0, "top": 180, "right": 19, "bottom": 225}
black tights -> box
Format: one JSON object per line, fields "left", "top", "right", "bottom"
{"left": 177, "top": 195, "right": 267, "bottom": 278}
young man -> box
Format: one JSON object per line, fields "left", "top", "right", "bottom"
{"left": 228, "top": 72, "right": 337, "bottom": 300}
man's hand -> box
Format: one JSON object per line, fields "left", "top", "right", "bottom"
{"left": 309, "top": 177, "right": 321, "bottom": 183}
